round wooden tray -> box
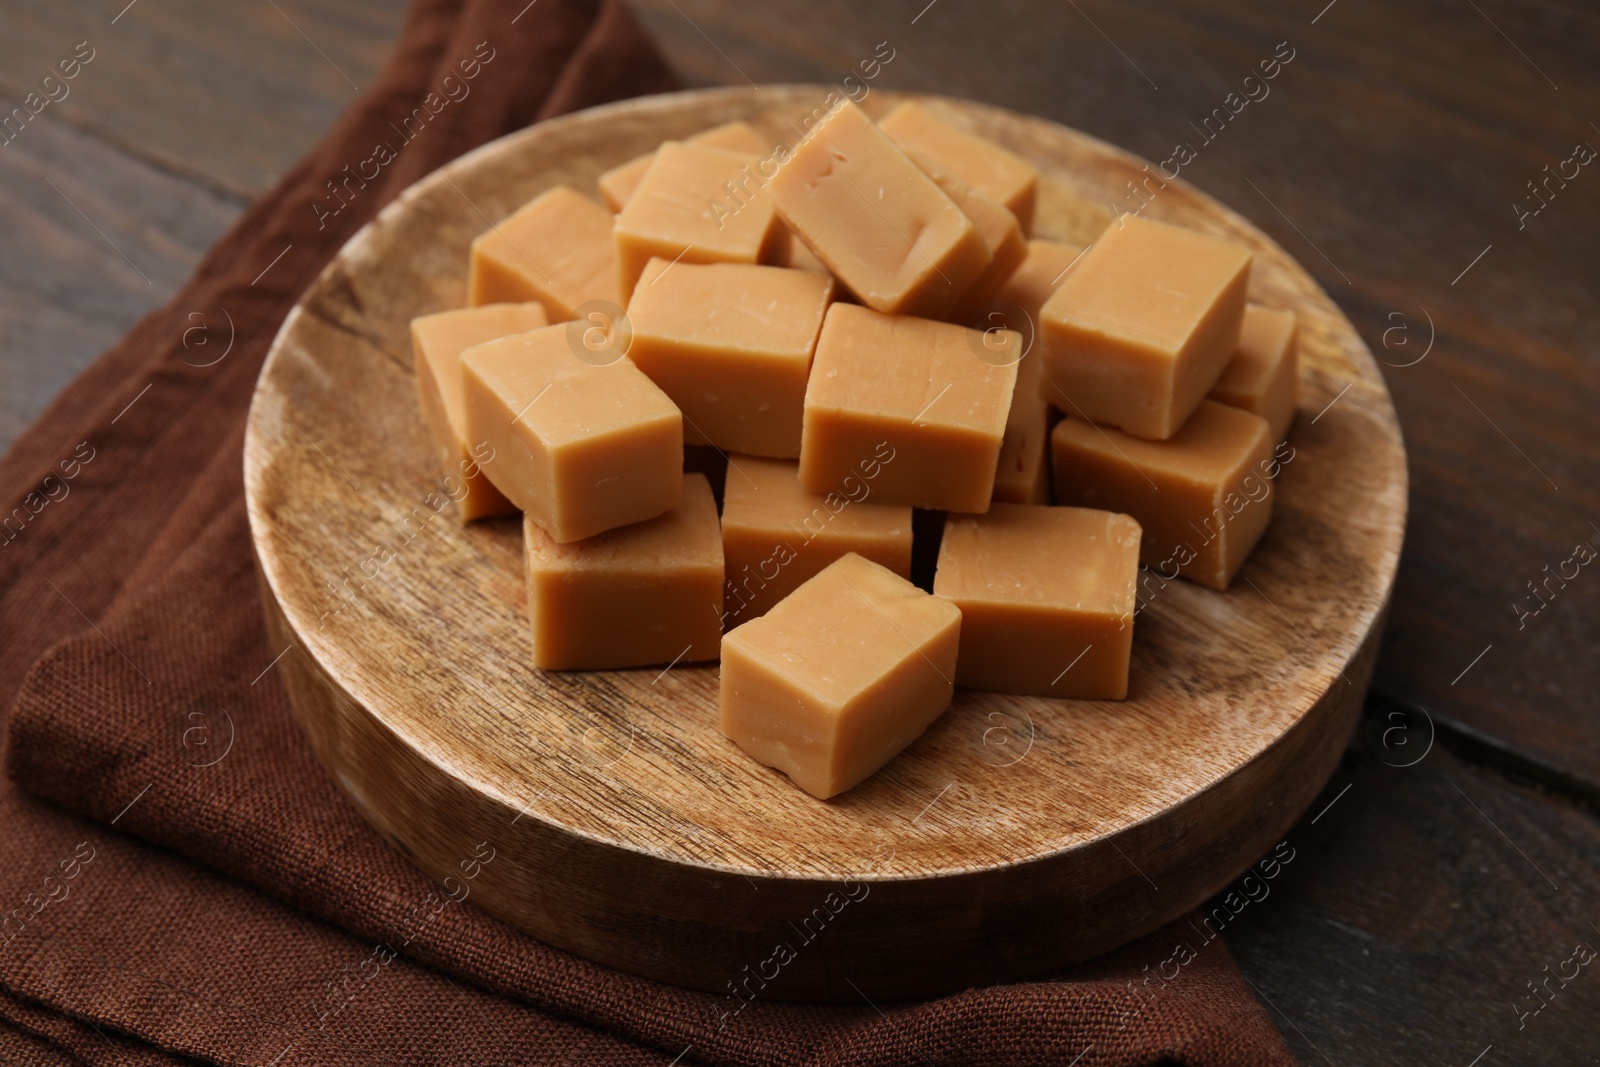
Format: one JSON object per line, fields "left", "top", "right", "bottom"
{"left": 245, "top": 86, "right": 1406, "bottom": 1002}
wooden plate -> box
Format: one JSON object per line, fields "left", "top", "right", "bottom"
{"left": 245, "top": 86, "right": 1406, "bottom": 1002}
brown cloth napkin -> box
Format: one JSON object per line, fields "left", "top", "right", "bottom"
{"left": 0, "top": 0, "right": 1297, "bottom": 1063}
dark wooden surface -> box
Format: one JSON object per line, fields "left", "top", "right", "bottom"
{"left": 0, "top": 0, "right": 401, "bottom": 445}
{"left": 2, "top": 0, "right": 1597, "bottom": 1063}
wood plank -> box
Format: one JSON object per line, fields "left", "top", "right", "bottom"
{"left": 0, "top": 113, "right": 238, "bottom": 447}
{"left": 628, "top": 0, "right": 1600, "bottom": 799}
{"left": 0, "top": 0, "right": 402, "bottom": 450}
{"left": 0, "top": 0, "right": 403, "bottom": 198}
{"left": 1222, "top": 701, "right": 1600, "bottom": 1066}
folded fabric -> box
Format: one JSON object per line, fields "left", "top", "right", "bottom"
{"left": 0, "top": 0, "right": 1295, "bottom": 1062}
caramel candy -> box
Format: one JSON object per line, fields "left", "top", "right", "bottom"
{"left": 461, "top": 324, "right": 682, "bottom": 542}
{"left": 525, "top": 473, "right": 722, "bottom": 670}
{"left": 768, "top": 101, "right": 991, "bottom": 320}
{"left": 770, "top": 226, "right": 831, "bottom": 273}
{"left": 410, "top": 303, "right": 548, "bottom": 521}
{"left": 991, "top": 350, "right": 1050, "bottom": 505}
{"left": 719, "top": 552, "right": 961, "bottom": 799}
{"left": 687, "top": 120, "right": 768, "bottom": 154}
{"left": 800, "top": 303, "right": 1018, "bottom": 513}
{"left": 1051, "top": 400, "right": 1276, "bottom": 590}
{"left": 925, "top": 168, "right": 1028, "bottom": 320}
{"left": 598, "top": 121, "right": 767, "bottom": 212}
{"left": 992, "top": 239, "right": 1086, "bottom": 324}
{"left": 593, "top": 121, "right": 828, "bottom": 276}
{"left": 614, "top": 142, "right": 783, "bottom": 301}
{"left": 467, "top": 185, "right": 620, "bottom": 321}
{"left": 720, "top": 455, "right": 913, "bottom": 628}
{"left": 1209, "top": 304, "right": 1299, "bottom": 442}
{"left": 600, "top": 155, "right": 663, "bottom": 216}
{"left": 625, "top": 260, "right": 834, "bottom": 458}
{"left": 878, "top": 100, "right": 1040, "bottom": 234}
{"left": 935, "top": 505, "right": 1140, "bottom": 699}
{"left": 1040, "top": 216, "right": 1252, "bottom": 440}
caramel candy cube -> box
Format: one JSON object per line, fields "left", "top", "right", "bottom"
{"left": 991, "top": 239, "right": 1086, "bottom": 324}
{"left": 410, "top": 303, "right": 548, "bottom": 521}
{"left": 614, "top": 142, "right": 783, "bottom": 301}
{"left": 769, "top": 226, "right": 831, "bottom": 273}
{"left": 925, "top": 168, "right": 1028, "bottom": 321}
{"left": 1040, "top": 216, "right": 1252, "bottom": 440}
{"left": 683, "top": 120, "right": 767, "bottom": 154}
{"left": 720, "top": 552, "right": 961, "bottom": 799}
{"left": 598, "top": 155, "right": 659, "bottom": 215}
{"left": 525, "top": 473, "right": 722, "bottom": 670}
{"left": 992, "top": 351, "right": 1050, "bottom": 505}
{"left": 598, "top": 121, "right": 767, "bottom": 212}
{"left": 800, "top": 304, "right": 1018, "bottom": 513}
{"left": 594, "top": 121, "right": 820, "bottom": 276}
{"left": 625, "top": 260, "right": 834, "bottom": 458}
{"left": 1209, "top": 304, "right": 1299, "bottom": 442}
{"left": 468, "top": 186, "right": 620, "bottom": 321}
{"left": 720, "top": 455, "right": 913, "bottom": 628}
{"left": 768, "top": 101, "right": 991, "bottom": 320}
{"left": 461, "top": 324, "right": 682, "bottom": 543}
{"left": 935, "top": 505, "right": 1140, "bottom": 699}
{"left": 1051, "top": 400, "right": 1276, "bottom": 590}
{"left": 878, "top": 100, "right": 1040, "bottom": 234}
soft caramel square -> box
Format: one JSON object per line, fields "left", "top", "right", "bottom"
{"left": 410, "top": 303, "right": 548, "bottom": 521}
{"left": 625, "top": 260, "right": 834, "bottom": 458}
{"left": 770, "top": 226, "right": 831, "bottom": 273}
{"left": 991, "top": 350, "right": 1051, "bottom": 505}
{"left": 720, "top": 552, "right": 961, "bottom": 799}
{"left": 525, "top": 473, "right": 722, "bottom": 670}
{"left": 1209, "top": 304, "right": 1299, "bottom": 442}
{"left": 593, "top": 121, "right": 828, "bottom": 278}
{"left": 461, "top": 324, "right": 682, "bottom": 543}
{"left": 598, "top": 154, "right": 657, "bottom": 216}
{"left": 598, "top": 120, "right": 768, "bottom": 212}
{"left": 768, "top": 101, "right": 991, "bottom": 320}
{"left": 921, "top": 167, "right": 1028, "bottom": 322}
{"left": 1051, "top": 400, "right": 1276, "bottom": 590}
{"left": 935, "top": 504, "right": 1141, "bottom": 699}
{"left": 1040, "top": 216, "right": 1252, "bottom": 440}
{"left": 613, "top": 142, "right": 783, "bottom": 301}
{"left": 800, "top": 304, "right": 1018, "bottom": 513}
{"left": 991, "top": 239, "right": 1086, "bottom": 324}
{"left": 467, "top": 185, "right": 620, "bottom": 321}
{"left": 720, "top": 455, "right": 912, "bottom": 628}
{"left": 878, "top": 100, "right": 1040, "bottom": 234}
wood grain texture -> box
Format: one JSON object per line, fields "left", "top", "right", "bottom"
{"left": 0, "top": 0, "right": 402, "bottom": 451}
{"left": 0, "top": 0, "right": 398, "bottom": 198}
{"left": 244, "top": 86, "right": 1406, "bottom": 1000}
{"left": 0, "top": 107, "right": 238, "bottom": 447}
{"left": 1224, "top": 709, "right": 1600, "bottom": 1066}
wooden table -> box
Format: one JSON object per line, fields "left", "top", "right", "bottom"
{"left": 3, "top": 0, "right": 1596, "bottom": 1062}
